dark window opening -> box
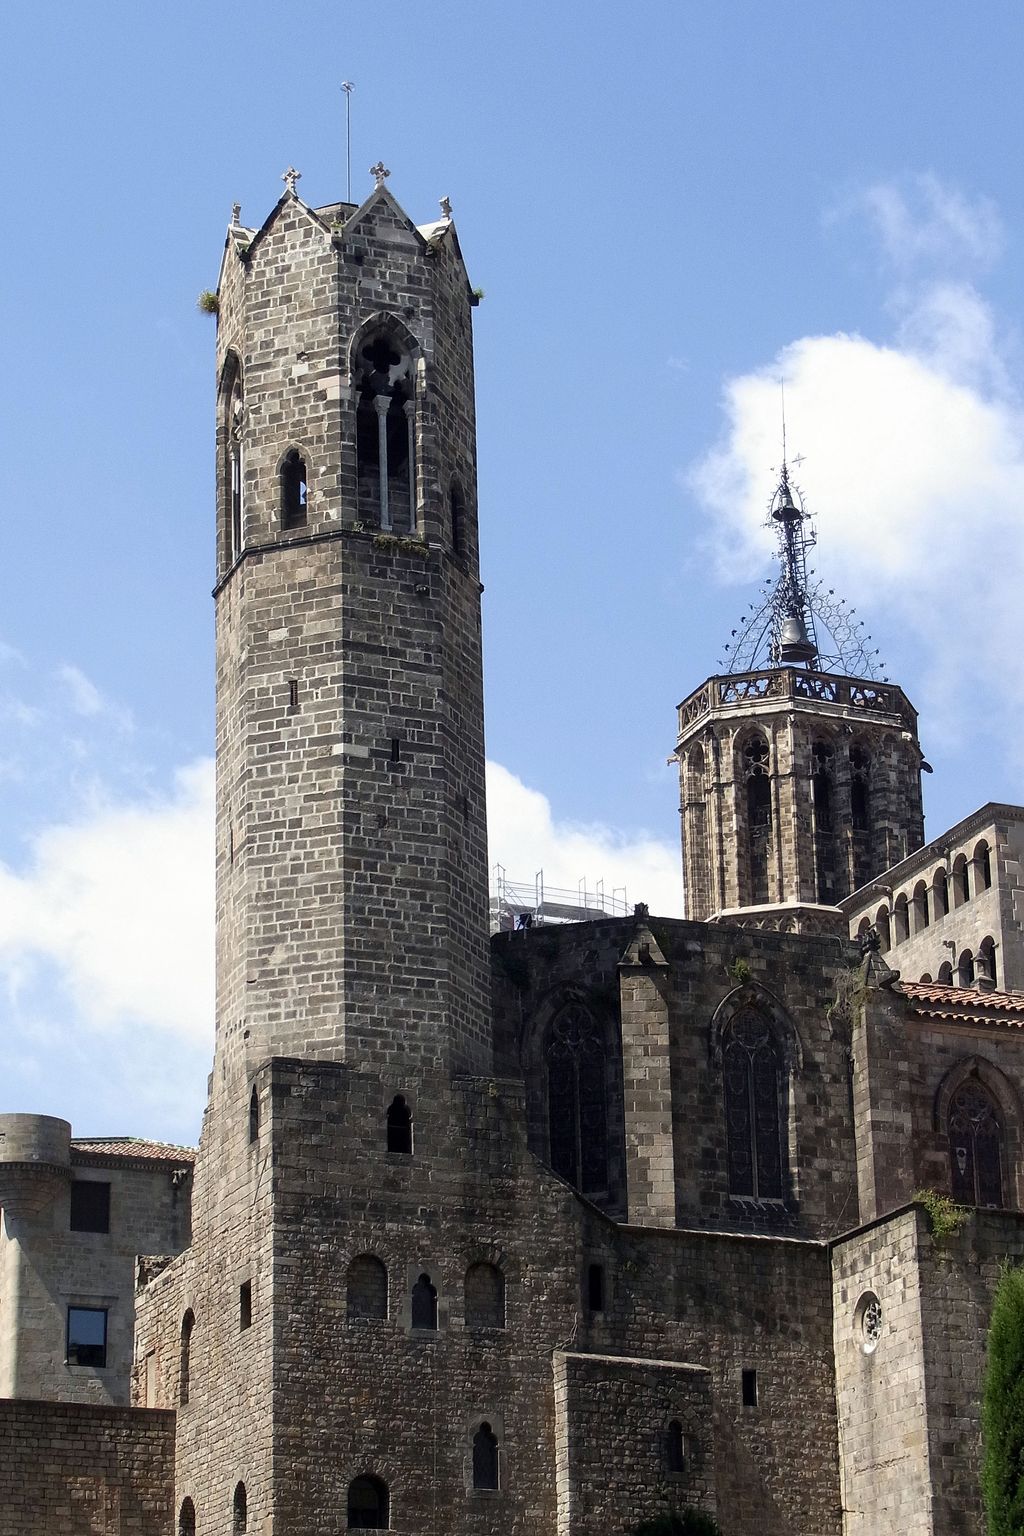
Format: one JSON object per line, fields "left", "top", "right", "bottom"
{"left": 224, "top": 362, "right": 244, "bottom": 565}
{"left": 347, "top": 1476, "right": 388, "bottom": 1529}
{"left": 70, "top": 1180, "right": 110, "bottom": 1234}
{"left": 248, "top": 1086, "right": 259, "bottom": 1144}
{"left": 742, "top": 1368, "right": 758, "bottom": 1407}
{"left": 811, "top": 741, "right": 835, "bottom": 903}
{"left": 913, "top": 881, "right": 930, "bottom": 931}
{"left": 949, "top": 1081, "right": 1003, "bottom": 1207}
{"left": 465, "top": 1262, "right": 505, "bottom": 1329}
{"left": 953, "top": 856, "right": 970, "bottom": 907}
{"left": 978, "top": 841, "right": 993, "bottom": 890}
{"left": 390, "top": 736, "right": 401, "bottom": 763}
{"left": 743, "top": 735, "right": 772, "bottom": 905}
{"left": 287, "top": 679, "right": 299, "bottom": 712}
{"left": 280, "top": 449, "right": 308, "bottom": 530}
{"left": 411, "top": 1272, "right": 438, "bottom": 1330}
{"left": 893, "top": 895, "right": 910, "bottom": 945}
{"left": 347, "top": 1254, "right": 388, "bottom": 1322}
{"left": 450, "top": 482, "right": 467, "bottom": 558}
{"left": 472, "top": 1423, "right": 500, "bottom": 1491}
{"left": 386, "top": 1094, "right": 413, "bottom": 1154}
{"left": 67, "top": 1306, "right": 107, "bottom": 1368}
{"left": 239, "top": 1280, "right": 252, "bottom": 1331}
{"left": 933, "top": 869, "right": 950, "bottom": 917}
{"left": 179, "top": 1499, "right": 196, "bottom": 1536}
{"left": 938, "top": 961, "right": 953, "bottom": 984}
{"left": 233, "top": 1482, "right": 248, "bottom": 1534}
{"left": 980, "top": 937, "right": 998, "bottom": 988}
{"left": 355, "top": 332, "right": 415, "bottom": 532}
{"left": 586, "top": 1263, "right": 605, "bottom": 1313}
{"left": 666, "top": 1419, "right": 686, "bottom": 1474}
{"left": 179, "top": 1309, "right": 194, "bottom": 1405}
{"left": 546, "top": 1003, "right": 608, "bottom": 1195}
{"left": 958, "top": 949, "right": 975, "bottom": 987}
{"left": 723, "top": 1008, "right": 785, "bottom": 1200}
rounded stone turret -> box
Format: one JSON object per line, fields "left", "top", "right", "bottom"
{"left": 0, "top": 1113, "right": 72, "bottom": 1218}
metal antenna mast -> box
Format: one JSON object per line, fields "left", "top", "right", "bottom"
{"left": 341, "top": 81, "right": 355, "bottom": 202}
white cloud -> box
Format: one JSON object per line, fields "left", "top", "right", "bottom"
{"left": 55, "top": 662, "right": 133, "bottom": 731}
{"left": 0, "top": 759, "right": 214, "bottom": 1044}
{"left": 486, "top": 759, "right": 683, "bottom": 918}
{"left": 853, "top": 173, "right": 1003, "bottom": 274}
{"left": 689, "top": 263, "right": 1024, "bottom": 765}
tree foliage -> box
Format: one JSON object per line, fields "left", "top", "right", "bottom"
{"left": 982, "top": 1263, "right": 1024, "bottom": 1534}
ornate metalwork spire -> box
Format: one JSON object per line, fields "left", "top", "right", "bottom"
{"left": 719, "top": 443, "right": 886, "bottom": 681}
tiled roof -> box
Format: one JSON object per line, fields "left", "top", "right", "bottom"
{"left": 71, "top": 1137, "right": 195, "bottom": 1166}
{"left": 899, "top": 980, "right": 1024, "bottom": 1027}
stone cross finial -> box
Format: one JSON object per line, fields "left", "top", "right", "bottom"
{"left": 281, "top": 167, "right": 302, "bottom": 196}
{"left": 439, "top": 196, "right": 452, "bottom": 219}
{"left": 370, "top": 161, "right": 390, "bottom": 188}
{"left": 231, "top": 202, "right": 241, "bottom": 227}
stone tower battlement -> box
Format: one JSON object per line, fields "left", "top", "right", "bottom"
{"left": 211, "top": 176, "right": 490, "bottom": 1088}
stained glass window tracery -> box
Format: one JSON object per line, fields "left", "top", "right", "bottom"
{"left": 546, "top": 1004, "right": 608, "bottom": 1195}
{"left": 949, "top": 1081, "right": 1003, "bottom": 1208}
{"left": 722, "top": 1007, "right": 785, "bottom": 1200}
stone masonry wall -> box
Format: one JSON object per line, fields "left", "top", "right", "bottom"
{"left": 261, "top": 1055, "right": 840, "bottom": 1536}
{"left": 493, "top": 915, "right": 861, "bottom": 1240}
{"left": 0, "top": 1400, "right": 174, "bottom": 1536}
{"left": 553, "top": 1351, "right": 714, "bottom": 1534}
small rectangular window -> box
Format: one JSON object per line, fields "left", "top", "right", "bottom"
{"left": 742, "top": 1368, "right": 758, "bottom": 1407}
{"left": 240, "top": 1280, "right": 252, "bottom": 1331}
{"left": 586, "top": 1263, "right": 605, "bottom": 1313}
{"left": 70, "top": 1181, "right": 110, "bottom": 1234}
{"left": 287, "top": 679, "right": 299, "bottom": 712}
{"left": 68, "top": 1306, "right": 107, "bottom": 1368}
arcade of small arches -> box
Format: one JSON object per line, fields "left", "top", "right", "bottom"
{"left": 856, "top": 839, "right": 997, "bottom": 984}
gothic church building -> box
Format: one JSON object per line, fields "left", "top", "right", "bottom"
{"left": 2, "top": 168, "right": 1023, "bottom": 1536}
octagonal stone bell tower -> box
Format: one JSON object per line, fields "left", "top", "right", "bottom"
{"left": 674, "top": 461, "right": 926, "bottom": 933}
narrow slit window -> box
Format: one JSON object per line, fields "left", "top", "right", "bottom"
{"left": 179, "top": 1309, "right": 194, "bottom": 1405}
{"left": 666, "top": 1419, "right": 686, "bottom": 1474}
{"left": 411, "top": 1272, "right": 438, "bottom": 1330}
{"left": 280, "top": 449, "right": 308, "bottom": 530}
{"left": 239, "top": 1280, "right": 252, "bottom": 1331}
{"left": 233, "top": 1483, "right": 248, "bottom": 1534}
{"left": 586, "top": 1263, "right": 605, "bottom": 1313}
{"left": 287, "top": 679, "right": 299, "bottom": 712}
{"left": 248, "top": 1086, "right": 259, "bottom": 1144}
{"left": 386, "top": 1094, "right": 413, "bottom": 1154}
{"left": 179, "top": 1500, "right": 196, "bottom": 1536}
{"left": 472, "top": 1422, "right": 500, "bottom": 1490}
{"left": 742, "top": 1368, "right": 758, "bottom": 1407}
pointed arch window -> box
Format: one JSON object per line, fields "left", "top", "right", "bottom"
{"left": 280, "top": 449, "right": 308, "bottom": 530}
{"left": 546, "top": 1003, "right": 607, "bottom": 1195}
{"left": 722, "top": 1007, "right": 785, "bottom": 1200}
{"left": 811, "top": 739, "right": 836, "bottom": 903}
{"left": 850, "top": 743, "right": 872, "bottom": 887}
{"left": 233, "top": 1483, "right": 248, "bottom": 1534}
{"left": 949, "top": 1081, "right": 1003, "bottom": 1207}
{"left": 179, "top": 1500, "right": 196, "bottom": 1536}
{"left": 248, "top": 1086, "right": 259, "bottom": 1144}
{"left": 223, "top": 360, "right": 244, "bottom": 564}
{"left": 355, "top": 330, "right": 416, "bottom": 533}
{"left": 742, "top": 734, "right": 772, "bottom": 905}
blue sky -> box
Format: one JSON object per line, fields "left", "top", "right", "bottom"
{"left": 1, "top": 1, "right": 1022, "bottom": 1142}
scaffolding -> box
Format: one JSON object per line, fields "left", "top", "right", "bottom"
{"left": 490, "top": 866, "right": 629, "bottom": 933}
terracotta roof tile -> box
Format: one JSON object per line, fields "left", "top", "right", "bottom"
{"left": 71, "top": 1137, "right": 195, "bottom": 1166}
{"left": 898, "top": 980, "right": 1024, "bottom": 1027}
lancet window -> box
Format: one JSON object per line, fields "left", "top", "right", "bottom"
{"left": 722, "top": 1007, "right": 785, "bottom": 1200}
{"left": 355, "top": 331, "right": 416, "bottom": 532}
{"left": 546, "top": 1003, "right": 608, "bottom": 1195}
{"left": 223, "top": 360, "right": 244, "bottom": 564}
{"left": 742, "top": 733, "right": 772, "bottom": 906}
{"left": 280, "top": 449, "right": 307, "bottom": 530}
{"left": 949, "top": 1081, "right": 1003, "bottom": 1207}
{"left": 811, "top": 739, "right": 836, "bottom": 904}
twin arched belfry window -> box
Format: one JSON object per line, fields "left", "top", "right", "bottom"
{"left": 722, "top": 1007, "right": 785, "bottom": 1200}
{"left": 546, "top": 1003, "right": 608, "bottom": 1195}
{"left": 355, "top": 331, "right": 416, "bottom": 532}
